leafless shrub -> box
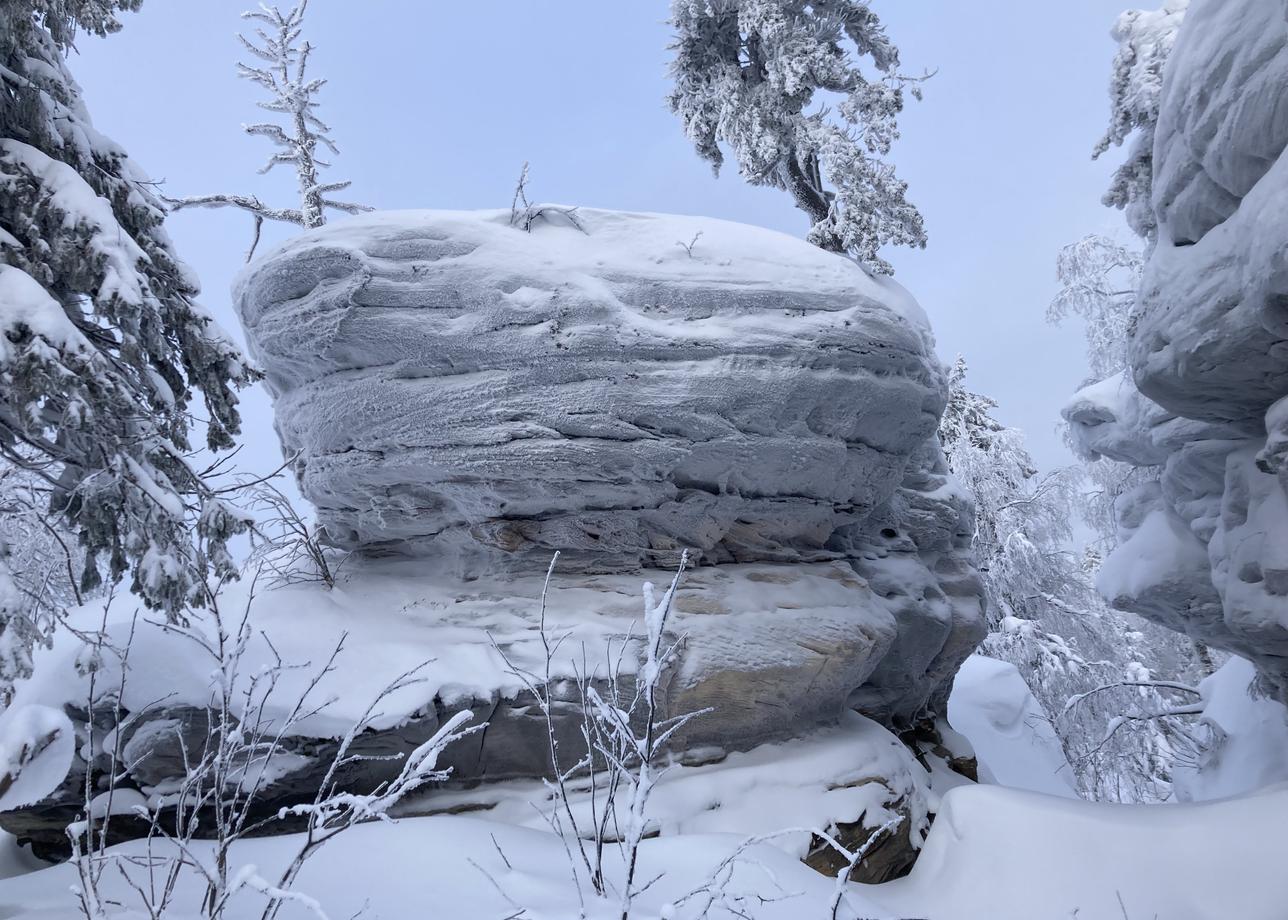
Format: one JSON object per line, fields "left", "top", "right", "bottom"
{"left": 247, "top": 483, "right": 347, "bottom": 589}
{"left": 508, "top": 162, "right": 587, "bottom": 235}
{"left": 64, "top": 569, "right": 479, "bottom": 920}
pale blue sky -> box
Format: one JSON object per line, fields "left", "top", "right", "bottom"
{"left": 72, "top": 1, "right": 1133, "bottom": 477}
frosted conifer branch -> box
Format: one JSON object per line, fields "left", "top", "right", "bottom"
{"left": 667, "top": 0, "right": 928, "bottom": 273}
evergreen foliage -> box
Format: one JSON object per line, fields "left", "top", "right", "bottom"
{"left": 667, "top": 0, "right": 926, "bottom": 273}
{"left": 0, "top": 1, "right": 255, "bottom": 623}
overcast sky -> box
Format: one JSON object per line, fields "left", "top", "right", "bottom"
{"left": 71, "top": 0, "right": 1135, "bottom": 478}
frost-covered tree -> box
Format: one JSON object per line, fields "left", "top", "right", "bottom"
{"left": 1093, "top": 0, "right": 1188, "bottom": 242}
{"left": 1049, "top": 235, "right": 1142, "bottom": 383}
{"left": 940, "top": 357, "right": 1077, "bottom": 635}
{"left": 941, "top": 358, "right": 1204, "bottom": 802}
{"left": 0, "top": 461, "right": 85, "bottom": 700}
{"left": 168, "top": 0, "right": 368, "bottom": 259}
{"left": 666, "top": 0, "right": 926, "bottom": 274}
{"left": 0, "top": 1, "right": 255, "bottom": 618}
{"left": 1048, "top": 233, "right": 1156, "bottom": 551}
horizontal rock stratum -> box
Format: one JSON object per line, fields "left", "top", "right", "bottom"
{"left": 234, "top": 208, "right": 951, "bottom": 576}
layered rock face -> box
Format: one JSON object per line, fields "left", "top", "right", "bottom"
{"left": 235, "top": 209, "right": 950, "bottom": 576}
{"left": 1065, "top": 0, "right": 1288, "bottom": 702}
{"left": 234, "top": 207, "right": 987, "bottom": 728}
{"left": 0, "top": 209, "right": 986, "bottom": 860}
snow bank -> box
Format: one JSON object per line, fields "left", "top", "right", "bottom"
{"left": 1174, "top": 657, "right": 1288, "bottom": 801}
{"left": 947, "top": 655, "right": 1077, "bottom": 798}
{"left": 412, "top": 711, "right": 937, "bottom": 860}
{"left": 0, "top": 706, "right": 72, "bottom": 812}
{"left": 0, "top": 770, "right": 1283, "bottom": 919}
{"left": 869, "top": 781, "right": 1288, "bottom": 920}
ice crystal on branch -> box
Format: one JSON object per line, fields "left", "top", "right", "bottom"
{"left": 666, "top": 0, "right": 927, "bottom": 274}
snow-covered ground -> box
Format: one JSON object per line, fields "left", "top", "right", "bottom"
{"left": 0, "top": 652, "right": 1282, "bottom": 920}
{"left": 0, "top": 766, "right": 1281, "bottom": 920}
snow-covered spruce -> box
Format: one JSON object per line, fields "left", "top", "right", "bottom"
{"left": 1093, "top": 0, "right": 1188, "bottom": 242}
{"left": 0, "top": 3, "right": 255, "bottom": 620}
{"left": 666, "top": 0, "right": 927, "bottom": 274}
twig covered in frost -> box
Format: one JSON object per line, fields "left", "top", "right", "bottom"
{"left": 1061, "top": 679, "right": 1201, "bottom": 716}
{"left": 259, "top": 690, "right": 480, "bottom": 920}
{"left": 166, "top": 1, "right": 369, "bottom": 259}
{"left": 676, "top": 231, "right": 703, "bottom": 258}
{"left": 825, "top": 816, "right": 905, "bottom": 920}
{"left": 488, "top": 553, "right": 601, "bottom": 907}
{"left": 1061, "top": 674, "right": 1210, "bottom": 771}
{"left": 489, "top": 551, "right": 712, "bottom": 919}
{"left": 507, "top": 162, "right": 587, "bottom": 234}
{"left": 247, "top": 481, "right": 347, "bottom": 589}
{"left": 68, "top": 602, "right": 137, "bottom": 920}
{"left": 65, "top": 567, "right": 479, "bottom": 920}
{"left": 599, "top": 551, "right": 712, "bottom": 920}
{"left": 1086, "top": 702, "right": 1207, "bottom": 759}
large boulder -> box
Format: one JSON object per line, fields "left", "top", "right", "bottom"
{"left": 234, "top": 208, "right": 949, "bottom": 576}
{"left": 0, "top": 556, "right": 974, "bottom": 858}
{"left": 1070, "top": 0, "right": 1288, "bottom": 703}
{"left": 233, "top": 206, "right": 986, "bottom": 729}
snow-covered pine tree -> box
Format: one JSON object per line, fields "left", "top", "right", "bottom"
{"left": 666, "top": 0, "right": 926, "bottom": 274}
{"left": 168, "top": 0, "right": 368, "bottom": 259}
{"left": 1093, "top": 0, "right": 1188, "bottom": 242}
{"left": 0, "top": 1, "right": 255, "bottom": 619}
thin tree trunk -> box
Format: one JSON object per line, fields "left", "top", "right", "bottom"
{"left": 782, "top": 154, "right": 841, "bottom": 251}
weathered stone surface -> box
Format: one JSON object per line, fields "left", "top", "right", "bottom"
{"left": 1070, "top": 0, "right": 1288, "bottom": 703}
{"left": 234, "top": 209, "right": 949, "bottom": 577}
{"left": 1133, "top": 0, "right": 1288, "bottom": 423}
{"left": 0, "top": 555, "right": 983, "bottom": 856}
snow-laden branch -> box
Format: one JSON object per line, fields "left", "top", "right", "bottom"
{"left": 1061, "top": 678, "right": 1202, "bottom": 718}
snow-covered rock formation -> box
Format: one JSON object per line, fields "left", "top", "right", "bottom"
{"left": 1065, "top": 0, "right": 1288, "bottom": 703}
{"left": 235, "top": 209, "right": 949, "bottom": 574}
{"left": 234, "top": 207, "right": 985, "bottom": 727}
{"left": 0, "top": 209, "right": 985, "bottom": 861}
